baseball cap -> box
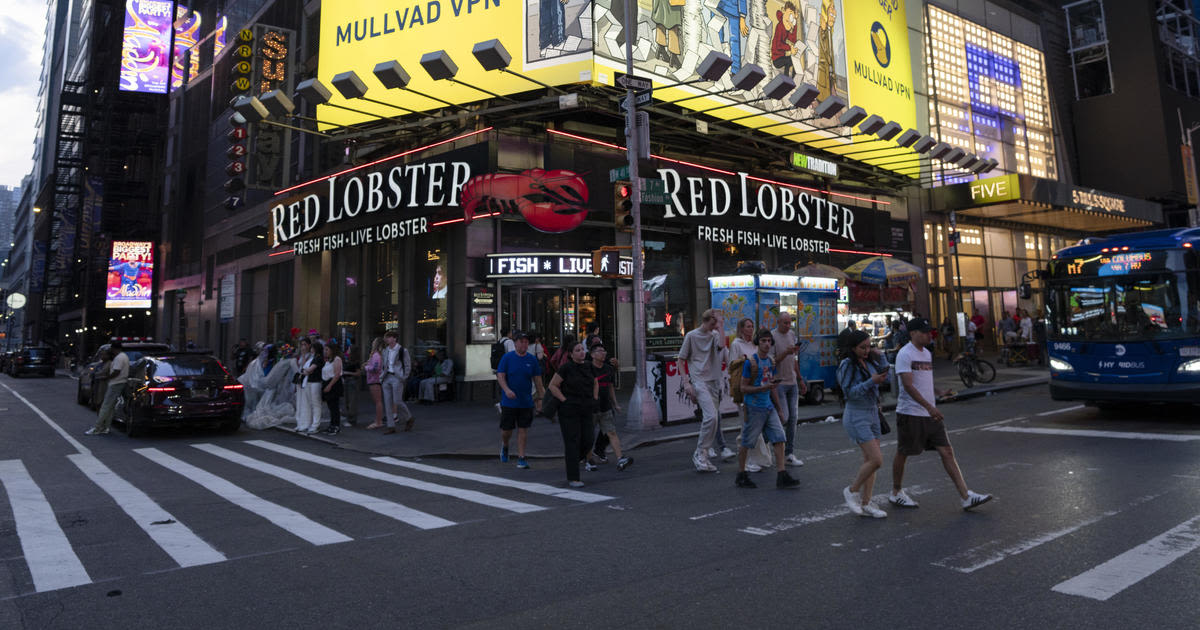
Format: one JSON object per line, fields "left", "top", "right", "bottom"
{"left": 907, "top": 317, "right": 934, "bottom": 333}
{"left": 513, "top": 330, "right": 530, "bottom": 340}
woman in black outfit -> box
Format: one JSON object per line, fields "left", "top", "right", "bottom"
{"left": 547, "top": 341, "right": 598, "bottom": 487}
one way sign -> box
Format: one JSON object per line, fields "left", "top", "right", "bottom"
{"left": 616, "top": 73, "right": 652, "bottom": 90}
{"left": 619, "top": 91, "right": 653, "bottom": 111}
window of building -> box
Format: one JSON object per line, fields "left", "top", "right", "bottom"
{"left": 644, "top": 238, "right": 692, "bottom": 345}
{"left": 1065, "top": 0, "right": 1114, "bottom": 99}
{"left": 1157, "top": 0, "right": 1200, "bottom": 97}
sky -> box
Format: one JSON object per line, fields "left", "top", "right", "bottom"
{"left": 0, "top": 0, "right": 48, "bottom": 189}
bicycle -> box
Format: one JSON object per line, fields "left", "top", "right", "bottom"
{"left": 954, "top": 351, "right": 996, "bottom": 388}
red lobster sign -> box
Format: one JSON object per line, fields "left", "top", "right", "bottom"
{"left": 461, "top": 169, "right": 589, "bottom": 233}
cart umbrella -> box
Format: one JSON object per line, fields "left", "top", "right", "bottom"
{"left": 843, "top": 256, "right": 922, "bottom": 287}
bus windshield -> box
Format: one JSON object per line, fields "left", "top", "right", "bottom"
{"left": 1048, "top": 270, "right": 1200, "bottom": 342}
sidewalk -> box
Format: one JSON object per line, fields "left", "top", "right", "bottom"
{"left": 271, "top": 353, "right": 1050, "bottom": 459}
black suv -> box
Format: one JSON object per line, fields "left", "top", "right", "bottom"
{"left": 77, "top": 342, "right": 171, "bottom": 409}
{"left": 8, "top": 346, "right": 57, "bottom": 378}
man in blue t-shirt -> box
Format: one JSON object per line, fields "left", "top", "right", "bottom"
{"left": 496, "top": 332, "right": 544, "bottom": 469}
{"left": 736, "top": 331, "right": 800, "bottom": 489}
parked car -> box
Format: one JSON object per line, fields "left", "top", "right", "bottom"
{"left": 0, "top": 351, "right": 12, "bottom": 373}
{"left": 116, "top": 352, "right": 244, "bottom": 437}
{"left": 8, "top": 346, "right": 57, "bottom": 378}
{"left": 77, "top": 342, "right": 171, "bottom": 409}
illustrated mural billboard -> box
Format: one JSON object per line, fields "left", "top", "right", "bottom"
{"left": 118, "top": 0, "right": 176, "bottom": 94}
{"left": 106, "top": 241, "right": 155, "bottom": 310}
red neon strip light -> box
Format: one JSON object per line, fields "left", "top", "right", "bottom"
{"left": 547, "top": 129, "right": 890, "bottom": 206}
{"left": 223, "top": 384, "right": 244, "bottom": 390}
{"left": 431, "top": 211, "right": 499, "bottom": 227}
{"left": 269, "top": 248, "right": 295, "bottom": 256}
{"left": 274, "top": 127, "right": 494, "bottom": 197}
{"left": 828, "top": 248, "right": 893, "bottom": 257}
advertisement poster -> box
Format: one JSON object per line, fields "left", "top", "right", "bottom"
{"left": 118, "top": 0, "right": 176, "bottom": 93}
{"left": 171, "top": 5, "right": 203, "bottom": 89}
{"left": 106, "top": 241, "right": 154, "bottom": 309}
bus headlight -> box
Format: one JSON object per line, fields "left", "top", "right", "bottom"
{"left": 1049, "top": 357, "right": 1073, "bottom": 373}
{"left": 1178, "top": 359, "right": 1200, "bottom": 374}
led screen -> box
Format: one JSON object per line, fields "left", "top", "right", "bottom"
{"left": 118, "top": 0, "right": 176, "bottom": 93}
{"left": 106, "top": 241, "right": 154, "bottom": 309}
{"left": 171, "top": 6, "right": 202, "bottom": 89}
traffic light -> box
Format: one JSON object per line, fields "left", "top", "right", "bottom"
{"left": 614, "top": 181, "right": 633, "bottom": 231}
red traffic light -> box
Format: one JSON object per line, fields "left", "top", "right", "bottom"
{"left": 618, "top": 184, "right": 631, "bottom": 198}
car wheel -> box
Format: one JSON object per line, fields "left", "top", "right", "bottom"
{"left": 805, "top": 386, "right": 825, "bottom": 405}
{"left": 219, "top": 415, "right": 242, "bottom": 434}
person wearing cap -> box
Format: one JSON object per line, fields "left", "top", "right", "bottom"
{"left": 890, "top": 317, "right": 994, "bottom": 511}
{"left": 497, "top": 331, "right": 544, "bottom": 469}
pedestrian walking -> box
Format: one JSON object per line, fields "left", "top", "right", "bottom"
{"left": 730, "top": 318, "right": 774, "bottom": 472}
{"left": 734, "top": 330, "right": 800, "bottom": 489}
{"left": 587, "top": 343, "right": 632, "bottom": 471}
{"left": 497, "top": 332, "right": 544, "bottom": 469}
{"left": 321, "top": 341, "right": 344, "bottom": 435}
{"left": 680, "top": 309, "right": 729, "bottom": 473}
{"left": 549, "top": 333, "right": 576, "bottom": 372}
{"left": 363, "top": 337, "right": 386, "bottom": 429}
{"left": 380, "top": 330, "right": 413, "bottom": 434}
{"left": 294, "top": 337, "right": 324, "bottom": 434}
{"left": 85, "top": 340, "right": 128, "bottom": 435}
{"left": 771, "top": 311, "right": 808, "bottom": 467}
{"left": 341, "top": 344, "right": 361, "bottom": 426}
{"left": 547, "top": 341, "right": 596, "bottom": 487}
{"left": 837, "top": 330, "right": 890, "bottom": 518}
{"left": 890, "top": 317, "right": 993, "bottom": 511}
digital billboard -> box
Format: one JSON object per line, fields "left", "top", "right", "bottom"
{"left": 106, "top": 241, "right": 154, "bottom": 309}
{"left": 213, "top": 15, "right": 228, "bottom": 57}
{"left": 171, "top": 5, "right": 202, "bottom": 89}
{"left": 316, "top": 0, "right": 594, "bottom": 128}
{"left": 118, "top": 0, "right": 176, "bottom": 93}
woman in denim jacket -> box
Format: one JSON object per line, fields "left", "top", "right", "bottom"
{"left": 837, "top": 330, "right": 890, "bottom": 518}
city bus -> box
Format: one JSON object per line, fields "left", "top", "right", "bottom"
{"left": 1040, "top": 228, "right": 1200, "bottom": 405}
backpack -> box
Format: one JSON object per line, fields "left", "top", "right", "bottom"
{"left": 490, "top": 339, "right": 507, "bottom": 370}
{"left": 729, "top": 356, "right": 759, "bottom": 404}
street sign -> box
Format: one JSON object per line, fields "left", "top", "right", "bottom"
{"left": 619, "top": 91, "right": 653, "bottom": 111}
{"left": 638, "top": 177, "right": 668, "bottom": 205}
{"left": 616, "top": 73, "right": 652, "bottom": 91}
{"left": 609, "top": 165, "right": 630, "bottom": 183}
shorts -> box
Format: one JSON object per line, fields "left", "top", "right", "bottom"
{"left": 843, "top": 411, "right": 881, "bottom": 445}
{"left": 593, "top": 409, "right": 617, "bottom": 434}
{"left": 499, "top": 406, "right": 534, "bottom": 430}
{"left": 896, "top": 412, "right": 951, "bottom": 456}
{"left": 741, "top": 405, "right": 786, "bottom": 449}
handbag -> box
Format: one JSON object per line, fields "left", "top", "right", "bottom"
{"left": 878, "top": 407, "right": 891, "bottom": 435}
{"left": 539, "top": 394, "right": 561, "bottom": 419}
{"left": 292, "top": 372, "right": 304, "bottom": 385}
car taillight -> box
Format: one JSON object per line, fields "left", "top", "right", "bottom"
{"left": 223, "top": 384, "right": 244, "bottom": 390}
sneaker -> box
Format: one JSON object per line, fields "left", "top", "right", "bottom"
{"left": 325, "top": 426, "right": 341, "bottom": 435}
{"left": 843, "top": 486, "right": 864, "bottom": 515}
{"left": 744, "top": 462, "right": 763, "bottom": 473}
{"left": 592, "top": 450, "right": 608, "bottom": 464}
{"left": 708, "top": 447, "right": 720, "bottom": 460}
{"left": 962, "top": 490, "right": 993, "bottom": 511}
{"left": 888, "top": 489, "right": 920, "bottom": 508}
{"left": 861, "top": 503, "right": 888, "bottom": 518}
{"left": 84, "top": 427, "right": 108, "bottom": 436}
{"left": 776, "top": 470, "right": 800, "bottom": 489}
{"left": 735, "top": 472, "right": 757, "bottom": 488}
{"left": 500, "top": 446, "right": 509, "bottom": 463}
{"left": 584, "top": 461, "right": 599, "bottom": 472}
{"left": 568, "top": 480, "right": 585, "bottom": 488}
{"left": 719, "top": 447, "right": 736, "bottom": 461}
{"left": 516, "top": 457, "right": 530, "bottom": 469}
{"left": 785, "top": 454, "right": 804, "bottom": 467}
{"left": 616, "top": 456, "right": 633, "bottom": 471}
{"left": 692, "top": 450, "right": 717, "bottom": 473}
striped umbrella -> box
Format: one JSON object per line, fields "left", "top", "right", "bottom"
{"left": 793, "top": 262, "right": 850, "bottom": 282}
{"left": 843, "top": 256, "right": 922, "bottom": 287}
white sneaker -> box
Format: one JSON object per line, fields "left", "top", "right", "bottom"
{"left": 888, "top": 488, "right": 920, "bottom": 508}
{"left": 693, "top": 450, "right": 717, "bottom": 472}
{"left": 962, "top": 490, "right": 993, "bottom": 511}
{"left": 744, "top": 462, "right": 763, "bottom": 472}
{"left": 719, "top": 447, "right": 736, "bottom": 461}
{"left": 785, "top": 454, "right": 804, "bottom": 467}
{"left": 707, "top": 448, "right": 720, "bottom": 459}
{"left": 861, "top": 503, "right": 888, "bottom": 519}
{"left": 84, "top": 427, "right": 109, "bottom": 435}
{"left": 843, "top": 486, "right": 864, "bottom": 516}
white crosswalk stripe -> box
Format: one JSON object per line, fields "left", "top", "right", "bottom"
{"left": 245, "top": 440, "right": 547, "bottom": 514}
{"left": 134, "top": 448, "right": 352, "bottom": 546}
{"left": 369, "top": 456, "right": 614, "bottom": 503}
{"left": 0, "top": 460, "right": 91, "bottom": 592}
{"left": 1052, "top": 513, "right": 1200, "bottom": 601}
{"left": 191, "top": 443, "right": 457, "bottom": 530}
{"left": 67, "top": 453, "right": 226, "bottom": 568}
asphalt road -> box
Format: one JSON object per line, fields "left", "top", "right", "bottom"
{"left": 0, "top": 373, "right": 1197, "bottom": 629}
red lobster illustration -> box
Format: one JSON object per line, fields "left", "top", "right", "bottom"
{"left": 461, "top": 169, "right": 589, "bottom": 233}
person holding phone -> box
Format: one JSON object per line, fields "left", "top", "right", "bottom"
{"left": 837, "top": 330, "right": 890, "bottom": 517}
{"left": 771, "top": 312, "right": 809, "bottom": 467}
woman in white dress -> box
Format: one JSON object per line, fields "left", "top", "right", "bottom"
{"left": 294, "top": 338, "right": 324, "bottom": 433}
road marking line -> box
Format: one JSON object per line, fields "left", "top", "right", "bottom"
{"left": 1052, "top": 513, "right": 1200, "bottom": 601}
{"left": 67, "top": 454, "right": 226, "bottom": 568}
{"left": 245, "top": 441, "right": 545, "bottom": 514}
{"left": 947, "top": 416, "right": 1026, "bottom": 435}
{"left": 738, "top": 486, "right": 933, "bottom": 536}
{"left": 134, "top": 448, "right": 352, "bottom": 546}
{"left": 0, "top": 383, "right": 88, "bottom": 455}
{"left": 932, "top": 494, "right": 1162, "bottom": 573}
{"left": 689, "top": 504, "right": 750, "bottom": 521}
{"left": 370, "top": 456, "right": 613, "bottom": 503}
{"left": 0, "top": 460, "right": 91, "bottom": 592}
{"left": 193, "top": 444, "right": 455, "bottom": 530}
{"left": 983, "top": 427, "right": 1200, "bottom": 442}
{"left": 1037, "top": 405, "right": 1085, "bottom": 416}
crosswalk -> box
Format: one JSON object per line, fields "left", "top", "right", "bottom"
{"left": 0, "top": 441, "right": 613, "bottom": 597}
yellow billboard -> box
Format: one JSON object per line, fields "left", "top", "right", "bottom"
{"left": 316, "top": 0, "right": 595, "bottom": 128}
{"left": 839, "top": 0, "right": 916, "bottom": 166}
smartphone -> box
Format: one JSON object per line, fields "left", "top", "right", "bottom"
{"left": 771, "top": 378, "right": 783, "bottom": 383}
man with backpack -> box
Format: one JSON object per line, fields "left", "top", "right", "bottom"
{"left": 735, "top": 331, "right": 801, "bottom": 489}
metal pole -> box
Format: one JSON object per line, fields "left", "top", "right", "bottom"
{"left": 950, "top": 211, "right": 964, "bottom": 353}
{"left": 624, "top": 0, "right": 660, "bottom": 430}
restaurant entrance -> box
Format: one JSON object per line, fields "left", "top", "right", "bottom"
{"left": 501, "top": 286, "right": 616, "bottom": 354}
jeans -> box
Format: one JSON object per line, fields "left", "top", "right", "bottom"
{"left": 325, "top": 390, "right": 342, "bottom": 429}
{"left": 94, "top": 381, "right": 124, "bottom": 432}
{"left": 558, "top": 404, "right": 595, "bottom": 482}
{"left": 691, "top": 376, "right": 723, "bottom": 453}
{"left": 777, "top": 383, "right": 800, "bottom": 456}
{"left": 380, "top": 374, "right": 410, "bottom": 427}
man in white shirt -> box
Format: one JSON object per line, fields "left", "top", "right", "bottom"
{"left": 890, "top": 318, "right": 993, "bottom": 511}
{"left": 771, "top": 312, "right": 809, "bottom": 467}
{"left": 381, "top": 330, "right": 413, "bottom": 433}
{"left": 680, "top": 309, "right": 729, "bottom": 472}
{"left": 87, "top": 340, "right": 130, "bottom": 435}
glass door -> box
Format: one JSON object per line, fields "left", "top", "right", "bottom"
{"left": 574, "top": 289, "right": 616, "bottom": 352}
{"left": 521, "top": 288, "right": 566, "bottom": 351}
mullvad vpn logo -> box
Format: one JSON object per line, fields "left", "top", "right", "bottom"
{"left": 870, "top": 22, "right": 892, "bottom": 68}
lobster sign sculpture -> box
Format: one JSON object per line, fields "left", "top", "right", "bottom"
{"left": 461, "top": 169, "right": 589, "bottom": 233}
